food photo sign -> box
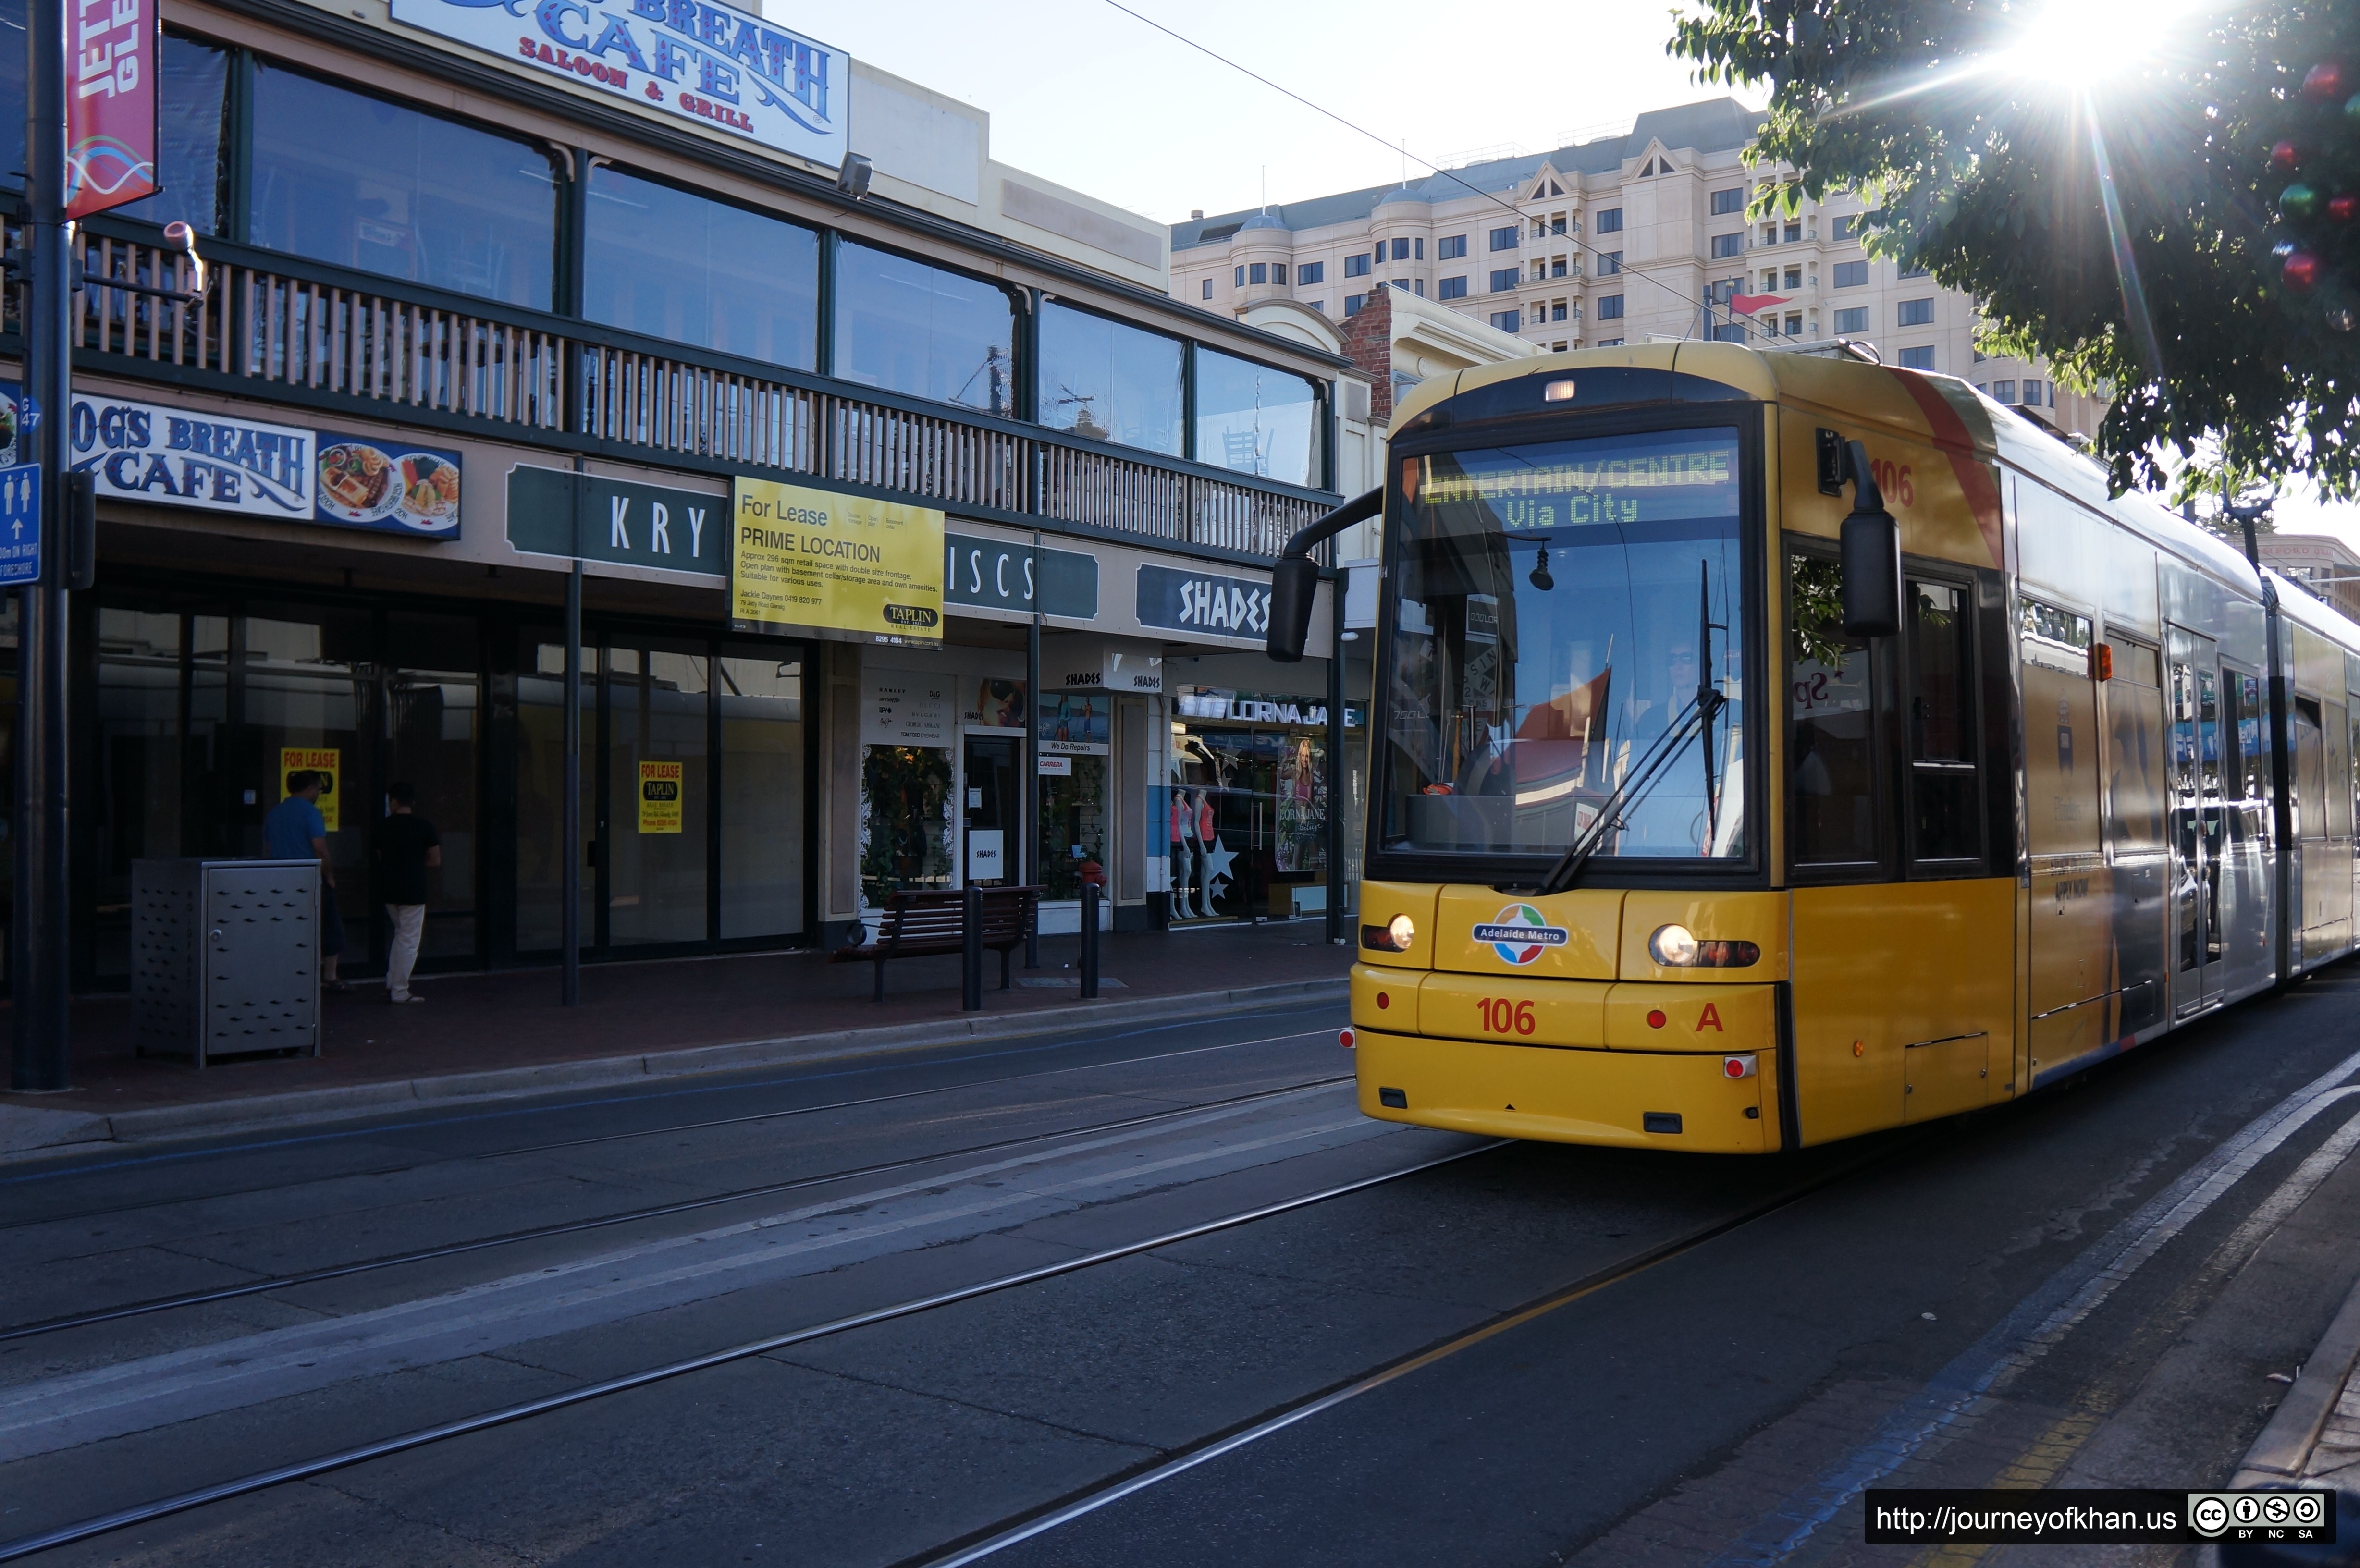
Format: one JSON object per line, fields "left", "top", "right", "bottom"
{"left": 388, "top": 0, "right": 848, "bottom": 169}
{"left": 0, "top": 386, "right": 462, "bottom": 540}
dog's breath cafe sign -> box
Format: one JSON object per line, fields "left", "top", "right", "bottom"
{"left": 389, "top": 0, "right": 847, "bottom": 167}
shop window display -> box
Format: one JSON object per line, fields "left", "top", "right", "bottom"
{"left": 861, "top": 745, "right": 953, "bottom": 907}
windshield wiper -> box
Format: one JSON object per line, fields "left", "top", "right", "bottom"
{"left": 1536, "top": 690, "right": 1719, "bottom": 895}
{"left": 1696, "top": 561, "right": 1728, "bottom": 851}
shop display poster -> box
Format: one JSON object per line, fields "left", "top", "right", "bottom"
{"left": 638, "top": 760, "right": 683, "bottom": 833}
{"left": 860, "top": 669, "right": 954, "bottom": 747}
{"left": 732, "top": 478, "right": 944, "bottom": 646}
{"left": 280, "top": 747, "right": 341, "bottom": 831}
{"left": 1038, "top": 693, "right": 1110, "bottom": 755}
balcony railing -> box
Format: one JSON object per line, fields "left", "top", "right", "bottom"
{"left": 52, "top": 224, "right": 1340, "bottom": 564}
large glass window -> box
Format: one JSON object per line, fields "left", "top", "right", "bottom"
{"left": 249, "top": 61, "right": 559, "bottom": 309}
{"left": 1787, "top": 550, "right": 1877, "bottom": 867}
{"left": 1907, "top": 579, "right": 1981, "bottom": 862}
{"left": 606, "top": 645, "right": 709, "bottom": 947}
{"left": 1379, "top": 427, "right": 1748, "bottom": 863}
{"left": 718, "top": 653, "right": 805, "bottom": 938}
{"left": 584, "top": 166, "right": 818, "bottom": 368}
{"left": 1037, "top": 301, "right": 1183, "bottom": 455}
{"left": 105, "top": 33, "right": 230, "bottom": 234}
{"left": 833, "top": 241, "right": 1014, "bottom": 415}
{"left": 1193, "top": 346, "right": 1318, "bottom": 488}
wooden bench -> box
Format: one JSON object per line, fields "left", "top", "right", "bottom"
{"left": 831, "top": 886, "right": 1042, "bottom": 1002}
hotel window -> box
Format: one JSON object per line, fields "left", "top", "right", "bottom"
{"left": 1551, "top": 299, "right": 1567, "bottom": 322}
{"left": 1234, "top": 266, "right": 1245, "bottom": 287}
{"left": 1761, "top": 222, "right": 1779, "bottom": 245}
{"left": 1344, "top": 253, "right": 1371, "bottom": 277}
{"left": 1550, "top": 215, "right": 1566, "bottom": 235}
{"left": 1438, "top": 234, "right": 1467, "bottom": 259}
{"left": 1249, "top": 262, "right": 1267, "bottom": 284}
{"left": 1834, "top": 306, "right": 1868, "bottom": 334}
{"left": 1201, "top": 279, "right": 1213, "bottom": 300}
{"left": 1901, "top": 263, "right": 1930, "bottom": 278}
{"left": 1438, "top": 275, "right": 1467, "bottom": 300}
{"left": 1992, "top": 380, "right": 2017, "bottom": 403}
{"left": 584, "top": 164, "right": 818, "bottom": 369}
{"left": 1711, "top": 233, "right": 1744, "bottom": 259}
{"left": 1710, "top": 187, "right": 1744, "bottom": 215}
{"left": 1415, "top": 237, "right": 1425, "bottom": 259}
{"left": 1897, "top": 297, "right": 1935, "bottom": 327}
{"left": 1297, "top": 261, "right": 1325, "bottom": 284}
{"left": 1490, "top": 309, "right": 1520, "bottom": 331}
{"left": 1490, "top": 268, "right": 1518, "bottom": 292}
{"left": 1833, "top": 260, "right": 1868, "bottom": 288}
{"left": 1597, "top": 294, "right": 1624, "bottom": 320}
{"left": 1594, "top": 208, "right": 1622, "bottom": 233}
{"left": 1763, "top": 269, "right": 1779, "bottom": 291}
{"left": 2024, "top": 379, "right": 2047, "bottom": 405}
{"left": 1832, "top": 214, "right": 1859, "bottom": 241}
{"left": 1551, "top": 256, "right": 1567, "bottom": 278}
{"left": 1414, "top": 279, "right": 1426, "bottom": 296}
{"left": 1598, "top": 251, "right": 1622, "bottom": 275}
{"left": 833, "top": 240, "right": 1016, "bottom": 415}
{"left": 1784, "top": 267, "right": 1802, "bottom": 290}
{"left": 1784, "top": 222, "right": 1802, "bottom": 243}
{"left": 249, "top": 59, "right": 560, "bottom": 309}
{"left": 1344, "top": 294, "right": 1365, "bottom": 316}
{"left": 1785, "top": 313, "right": 1803, "bottom": 337}
{"left": 1899, "top": 345, "right": 1936, "bottom": 369}
{"left": 1531, "top": 260, "right": 1547, "bottom": 282}
{"left": 1389, "top": 238, "right": 1410, "bottom": 261}
{"left": 1489, "top": 225, "right": 1520, "bottom": 251}
{"left": 1597, "top": 337, "right": 1624, "bottom": 347}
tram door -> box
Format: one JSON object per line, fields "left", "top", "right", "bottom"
{"left": 2166, "top": 630, "right": 2225, "bottom": 1013}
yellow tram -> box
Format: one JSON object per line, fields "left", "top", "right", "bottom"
{"left": 1266, "top": 343, "right": 2360, "bottom": 1152}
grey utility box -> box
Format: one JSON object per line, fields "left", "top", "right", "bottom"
{"left": 132, "top": 859, "right": 322, "bottom": 1066}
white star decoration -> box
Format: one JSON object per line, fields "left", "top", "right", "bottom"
{"left": 1199, "top": 834, "right": 1237, "bottom": 902}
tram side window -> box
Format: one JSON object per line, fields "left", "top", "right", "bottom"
{"left": 1907, "top": 580, "right": 1981, "bottom": 864}
{"left": 1787, "top": 550, "right": 1881, "bottom": 869}
{"left": 2295, "top": 697, "right": 2327, "bottom": 841}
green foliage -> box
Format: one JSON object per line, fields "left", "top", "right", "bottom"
{"left": 1671, "top": 0, "right": 2360, "bottom": 499}
{"left": 859, "top": 745, "right": 951, "bottom": 905}
{"left": 1788, "top": 553, "right": 1853, "bottom": 668}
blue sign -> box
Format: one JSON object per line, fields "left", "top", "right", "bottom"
{"left": 0, "top": 463, "right": 40, "bottom": 585}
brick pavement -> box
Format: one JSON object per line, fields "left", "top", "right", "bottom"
{"left": 0, "top": 920, "right": 1351, "bottom": 1118}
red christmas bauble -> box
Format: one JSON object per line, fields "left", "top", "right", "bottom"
{"left": 2274, "top": 139, "right": 2304, "bottom": 172}
{"left": 2305, "top": 62, "right": 2347, "bottom": 103}
{"left": 2285, "top": 250, "right": 2323, "bottom": 291}
{"left": 2333, "top": 193, "right": 2360, "bottom": 223}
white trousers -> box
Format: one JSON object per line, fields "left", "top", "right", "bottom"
{"left": 385, "top": 904, "right": 426, "bottom": 998}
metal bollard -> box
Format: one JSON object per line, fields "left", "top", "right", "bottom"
{"left": 1079, "top": 881, "right": 1100, "bottom": 1000}
{"left": 961, "top": 882, "right": 983, "bottom": 1012}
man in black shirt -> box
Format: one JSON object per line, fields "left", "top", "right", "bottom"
{"left": 373, "top": 781, "right": 441, "bottom": 1004}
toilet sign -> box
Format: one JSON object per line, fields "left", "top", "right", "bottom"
{"left": 0, "top": 463, "right": 39, "bottom": 586}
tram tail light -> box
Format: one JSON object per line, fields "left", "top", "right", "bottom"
{"left": 1647, "top": 923, "right": 1761, "bottom": 968}
{"left": 2090, "top": 643, "right": 2114, "bottom": 681}
{"left": 1340, "top": 1029, "right": 1356, "bottom": 1049}
{"left": 1724, "top": 1055, "right": 1757, "bottom": 1079}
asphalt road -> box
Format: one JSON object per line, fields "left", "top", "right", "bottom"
{"left": 6, "top": 972, "right": 2360, "bottom": 1567}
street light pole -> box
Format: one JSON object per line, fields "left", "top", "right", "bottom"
{"left": 12, "top": 0, "right": 75, "bottom": 1091}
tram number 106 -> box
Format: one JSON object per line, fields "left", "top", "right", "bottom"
{"left": 1478, "top": 998, "right": 1537, "bottom": 1036}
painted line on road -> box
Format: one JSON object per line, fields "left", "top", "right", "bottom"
{"left": 0, "top": 1137, "right": 1501, "bottom": 1564}
{"left": 1702, "top": 1045, "right": 2360, "bottom": 1566}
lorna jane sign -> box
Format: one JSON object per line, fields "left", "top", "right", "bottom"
{"left": 389, "top": 0, "right": 847, "bottom": 168}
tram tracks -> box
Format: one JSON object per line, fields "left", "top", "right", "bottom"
{"left": 0, "top": 1068, "right": 1355, "bottom": 1345}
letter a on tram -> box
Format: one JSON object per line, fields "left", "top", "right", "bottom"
{"left": 1696, "top": 1003, "right": 1723, "bottom": 1032}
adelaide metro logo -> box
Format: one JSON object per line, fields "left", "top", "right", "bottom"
{"left": 1471, "top": 904, "right": 1571, "bottom": 965}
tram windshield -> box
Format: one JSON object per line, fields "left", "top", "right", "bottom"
{"left": 1379, "top": 425, "right": 1748, "bottom": 862}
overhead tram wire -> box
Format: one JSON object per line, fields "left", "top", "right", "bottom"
{"left": 1100, "top": 0, "right": 1744, "bottom": 338}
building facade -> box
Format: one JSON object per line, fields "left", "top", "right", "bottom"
{"left": 1168, "top": 98, "right": 2106, "bottom": 441}
{"left": 0, "top": 0, "right": 1377, "bottom": 999}
{"left": 2261, "top": 533, "right": 2360, "bottom": 622}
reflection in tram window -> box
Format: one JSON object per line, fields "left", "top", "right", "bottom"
{"left": 1906, "top": 580, "right": 1980, "bottom": 863}
{"left": 1787, "top": 551, "right": 1878, "bottom": 868}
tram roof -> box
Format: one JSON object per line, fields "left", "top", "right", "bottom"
{"left": 1390, "top": 340, "right": 2267, "bottom": 601}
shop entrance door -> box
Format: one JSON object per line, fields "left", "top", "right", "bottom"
{"left": 963, "top": 735, "right": 1018, "bottom": 886}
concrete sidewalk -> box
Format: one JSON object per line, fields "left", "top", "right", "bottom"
{"left": 0, "top": 921, "right": 1352, "bottom": 1162}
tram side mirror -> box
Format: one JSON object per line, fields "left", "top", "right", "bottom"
{"left": 1266, "top": 556, "right": 1320, "bottom": 663}
{"left": 1837, "top": 439, "right": 1902, "bottom": 638}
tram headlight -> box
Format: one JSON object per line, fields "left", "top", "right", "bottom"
{"left": 1648, "top": 923, "right": 1761, "bottom": 968}
{"left": 1361, "top": 913, "right": 1416, "bottom": 952}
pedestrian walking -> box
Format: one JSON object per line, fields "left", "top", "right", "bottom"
{"left": 265, "top": 769, "right": 348, "bottom": 991}
{"left": 373, "top": 781, "right": 441, "bottom": 1004}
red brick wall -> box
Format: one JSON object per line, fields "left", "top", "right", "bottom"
{"left": 1336, "top": 285, "right": 1394, "bottom": 424}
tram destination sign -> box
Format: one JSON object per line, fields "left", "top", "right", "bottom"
{"left": 388, "top": 0, "right": 848, "bottom": 170}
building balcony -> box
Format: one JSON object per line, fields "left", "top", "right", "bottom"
{"left": 19, "top": 217, "right": 1342, "bottom": 565}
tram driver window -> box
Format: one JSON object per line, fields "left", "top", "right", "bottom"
{"left": 1907, "top": 580, "right": 1982, "bottom": 864}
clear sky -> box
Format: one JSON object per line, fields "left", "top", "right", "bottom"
{"left": 813, "top": 0, "right": 1752, "bottom": 225}
{"left": 808, "top": 0, "right": 2360, "bottom": 546}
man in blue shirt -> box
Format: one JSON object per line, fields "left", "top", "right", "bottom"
{"left": 264, "top": 769, "right": 349, "bottom": 991}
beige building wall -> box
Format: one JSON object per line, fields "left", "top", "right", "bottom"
{"left": 1167, "top": 98, "right": 2103, "bottom": 440}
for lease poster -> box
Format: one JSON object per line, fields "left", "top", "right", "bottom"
{"left": 731, "top": 478, "right": 943, "bottom": 646}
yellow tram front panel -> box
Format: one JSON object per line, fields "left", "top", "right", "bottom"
{"left": 1355, "top": 1029, "right": 1774, "bottom": 1153}
{"left": 1601, "top": 983, "right": 1777, "bottom": 1053}
{"left": 1412, "top": 970, "right": 1609, "bottom": 1050}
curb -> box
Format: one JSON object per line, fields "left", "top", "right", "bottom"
{"left": 2231, "top": 1262, "right": 2360, "bottom": 1489}
{"left": 0, "top": 977, "right": 1350, "bottom": 1166}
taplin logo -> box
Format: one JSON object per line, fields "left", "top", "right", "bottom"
{"left": 1471, "top": 904, "right": 1570, "bottom": 966}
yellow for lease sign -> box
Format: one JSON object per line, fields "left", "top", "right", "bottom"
{"left": 730, "top": 478, "right": 944, "bottom": 645}
{"left": 280, "top": 747, "right": 342, "bottom": 831}
{"left": 638, "top": 760, "right": 683, "bottom": 834}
